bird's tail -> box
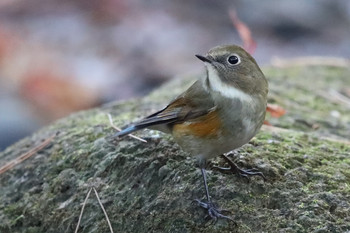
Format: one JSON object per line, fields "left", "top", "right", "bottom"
{"left": 113, "top": 124, "right": 145, "bottom": 138}
{"left": 112, "top": 106, "right": 180, "bottom": 139}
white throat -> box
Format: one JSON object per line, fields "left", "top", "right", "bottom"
{"left": 205, "top": 64, "right": 252, "bottom": 102}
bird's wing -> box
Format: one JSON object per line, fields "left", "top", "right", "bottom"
{"left": 114, "top": 79, "right": 216, "bottom": 137}
{"left": 145, "top": 79, "right": 215, "bottom": 124}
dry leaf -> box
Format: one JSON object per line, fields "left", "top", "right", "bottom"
{"left": 267, "top": 103, "right": 286, "bottom": 118}
{"left": 229, "top": 9, "right": 256, "bottom": 54}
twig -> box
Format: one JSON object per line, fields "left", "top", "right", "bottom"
{"left": 74, "top": 187, "right": 114, "bottom": 233}
{"left": 74, "top": 188, "right": 92, "bottom": 233}
{"left": 261, "top": 125, "right": 350, "bottom": 145}
{"left": 93, "top": 187, "right": 114, "bottom": 233}
{"left": 229, "top": 9, "right": 256, "bottom": 54}
{"left": 329, "top": 89, "right": 350, "bottom": 107}
{"left": 319, "top": 89, "right": 350, "bottom": 108}
{"left": 271, "top": 56, "right": 350, "bottom": 68}
{"left": 107, "top": 113, "right": 147, "bottom": 143}
{"left": 0, "top": 133, "right": 56, "bottom": 175}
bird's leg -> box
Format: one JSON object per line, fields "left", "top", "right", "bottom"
{"left": 213, "top": 154, "right": 266, "bottom": 181}
{"left": 194, "top": 167, "right": 234, "bottom": 223}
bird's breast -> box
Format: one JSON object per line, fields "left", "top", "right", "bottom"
{"left": 170, "top": 96, "right": 266, "bottom": 158}
{"left": 213, "top": 94, "right": 266, "bottom": 142}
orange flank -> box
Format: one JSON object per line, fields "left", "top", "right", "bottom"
{"left": 173, "top": 110, "right": 221, "bottom": 138}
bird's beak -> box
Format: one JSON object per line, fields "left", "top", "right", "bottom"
{"left": 195, "top": 54, "right": 212, "bottom": 64}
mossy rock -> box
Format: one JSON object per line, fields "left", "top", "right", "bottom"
{"left": 0, "top": 64, "right": 350, "bottom": 233}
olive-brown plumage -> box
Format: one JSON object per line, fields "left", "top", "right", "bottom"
{"left": 114, "top": 44, "right": 268, "bottom": 222}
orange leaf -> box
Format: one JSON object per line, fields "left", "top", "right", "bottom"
{"left": 267, "top": 104, "right": 286, "bottom": 118}
{"left": 229, "top": 9, "right": 256, "bottom": 54}
{"left": 263, "top": 120, "right": 272, "bottom": 126}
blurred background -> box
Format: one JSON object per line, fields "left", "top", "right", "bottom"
{"left": 0, "top": 0, "right": 349, "bottom": 150}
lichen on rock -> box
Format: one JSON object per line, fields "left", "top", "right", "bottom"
{"left": 0, "top": 65, "right": 350, "bottom": 233}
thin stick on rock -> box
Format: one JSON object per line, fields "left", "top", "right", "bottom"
{"left": 271, "top": 56, "right": 350, "bottom": 68}
{"left": 74, "top": 188, "right": 92, "bottom": 233}
{"left": 0, "top": 133, "right": 56, "bottom": 175}
{"left": 93, "top": 187, "right": 114, "bottom": 233}
{"left": 74, "top": 187, "right": 114, "bottom": 233}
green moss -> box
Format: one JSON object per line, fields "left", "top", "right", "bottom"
{"left": 1, "top": 65, "right": 350, "bottom": 232}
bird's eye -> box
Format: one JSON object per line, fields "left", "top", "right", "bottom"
{"left": 227, "top": 55, "right": 240, "bottom": 65}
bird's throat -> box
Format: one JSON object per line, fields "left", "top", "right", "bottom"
{"left": 205, "top": 65, "right": 252, "bottom": 103}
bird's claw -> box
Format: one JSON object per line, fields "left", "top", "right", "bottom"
{"left": 194, "top": 199, "right": 235, "bottom": 224}
{"left": 213, "top": 163, "right": 266, "bottom": 182}
{"left": 236, "top": 167, "right": 266, "bottom": 181}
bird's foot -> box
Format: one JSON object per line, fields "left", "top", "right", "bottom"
{"left": 194, "top": 199, "right": 234, "bottom": 224}
{"left": 213, "top": 165, "right": 266, "bottom": 181}
{"left": 213, "top": 155, "right": 266, "bottom": 181}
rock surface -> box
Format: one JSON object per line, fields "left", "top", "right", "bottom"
{"left": 1, "top": 64, "right": 350, "bottom": 233}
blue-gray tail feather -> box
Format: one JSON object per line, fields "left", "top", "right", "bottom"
{"left": 112, "top": 110, "right": 180, "bottom": 138}
{"left": 113, "top": 125, "right": 139, "bottom": 138}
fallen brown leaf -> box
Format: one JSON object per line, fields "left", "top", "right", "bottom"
{"left": 267, "top": 103, "right": 286, "bottom": 118}
{"left": 229, "top": 9, "right": 256, "bottom": 54}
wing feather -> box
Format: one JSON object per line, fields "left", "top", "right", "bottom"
{"left": 114, "top": 78, "right": 216, "bottom": 137}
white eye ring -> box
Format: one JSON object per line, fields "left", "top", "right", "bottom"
{"left": 227, "top": 54, "right": 241, "bottom": 65}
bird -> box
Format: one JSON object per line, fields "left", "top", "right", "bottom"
{"left": 113, "top": 44, "right": 268, "bottom": 222}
